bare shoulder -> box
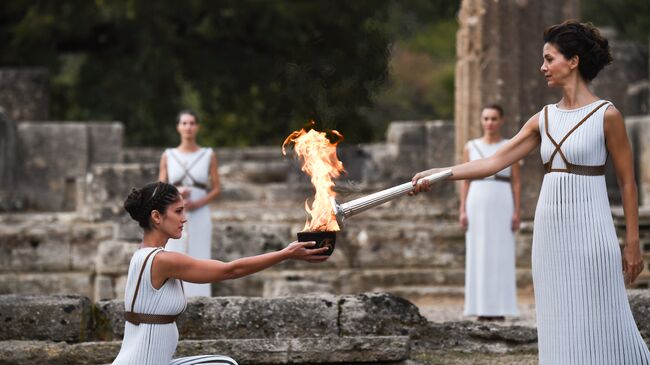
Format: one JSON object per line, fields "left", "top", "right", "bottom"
{"left": 522, "top": 112, "right": 541, "bottom": 133}
{"left": 160, "top": 150, "right": 168, "bottom": 162}
{"left": 153, "top": 250, "right": 192, "bottom": 270}
{"left": 604, "top": 104, "right": 624, "bottom": 124}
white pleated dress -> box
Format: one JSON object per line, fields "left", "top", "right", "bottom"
{"left": 165, "top": 148, "right": 213, "bottom": 297}
{"left": 534, "top": 100, "right": 650, "bottom": 364}
{"left": 464, "top": 138, "right": 519, "bottom": 317}
{"left": 112, "top": 248, "right": 237, "bottom": 365}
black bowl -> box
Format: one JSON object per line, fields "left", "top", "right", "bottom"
{"left": 297, "top": 231, "right": 337, "bottom": 256}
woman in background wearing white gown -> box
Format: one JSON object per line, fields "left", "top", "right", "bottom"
{"left": 159, "top": 110, "right": 220, "bottom": 297}
{"left": 459, "top": 104, "right": 520, "bottom": 321}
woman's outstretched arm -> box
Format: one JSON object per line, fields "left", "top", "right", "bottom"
{"left": 605, "top": 105, "right": 643, "bottom": 284}
{"left": 151, "top": 242, "right": 328, "bottom": 287}
{"left": 412, "top": 113, "right": 541, "bottom": 193}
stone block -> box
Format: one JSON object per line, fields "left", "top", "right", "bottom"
{"left": 0, "top": 219, "right": 113, "bottom": 273}
{"left": 0, "top": 112, "right": 16, "bottom": 210}
{"left": 213, "top": 223, "right": 294, "bottom": 262}
{"left": 113, "top": 275, "right": 128, "bottom": 300}
{"left": 0, "top": 337, "right": 409, "bottom": 365}
{"left": 95, "top": 241, "right": 138, "bottom": 275}
{"left": 337, "top": 222, "right": 465, "bottom": 269}
{"left": 94, "top": 275, "right": 114, "bottom": 301}
{"left": 81, "top": 163, "right": 159, "bottom": 220}
{"left": 86, "top": 123, "right": 123, "bottom": 164}
{"left": 0, "top": 294, "right": 93, "bottom": 342}
{"left": 16, "top": 122, "right": 88, "bottom": 211}
{"left": 0, "top": 68, "right": 49, "bottom": 121}
{"left": 0, "top": 272, "right": 92, "bottom": 297}
{"left": 628, "top": 290, "right": 650, "bottom": 342}
{"left": 96, "top": 295, "right": 340, "bottom": 340}
{"left": 626, "top": 116, "right": 650, "bottom": 206}
{"left": 219, "top": 161, "right": 291, "bottom": 183}
{"left": 0, "top": 224, "right": 72, "bottom": 272}
{"left": 425, "top": 120, "right": 456, "bottom": 168}
{"left": 13, "top": 121, "right": 123, "bottom": 211}
{"left": 338, "top": 293, "right": 427, "bottom": 337}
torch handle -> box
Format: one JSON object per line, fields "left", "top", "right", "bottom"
{"left": 338, "top": 169, "right": 452, "bottom": 218}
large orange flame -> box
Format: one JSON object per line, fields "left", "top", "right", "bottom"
{"left": 283, "top": 123, "right": 345, "bottom": 232}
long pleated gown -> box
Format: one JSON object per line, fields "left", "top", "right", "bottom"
{"left": 534, "top": 100, "right": 650, "bottom": 364}
{"left": 464, "top": 138, "right": 519, "bottom": 316}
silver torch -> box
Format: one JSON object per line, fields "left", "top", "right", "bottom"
{"left": 331, "top": 169, "right": 453, "bottom": 226}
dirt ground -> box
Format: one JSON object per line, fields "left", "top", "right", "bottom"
{"left": 414, "top": 292, "right": 537, "bottom": 327}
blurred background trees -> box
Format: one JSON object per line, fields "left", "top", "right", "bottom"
{"left": 0, "top": 0, "right": 647, "bottom": 146}
{"left": 0, "top": 0, "right": 458, "bottom": 146}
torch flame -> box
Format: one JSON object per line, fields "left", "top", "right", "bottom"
{"left": 283, "top": 123, "right": 345, "bottom": 232}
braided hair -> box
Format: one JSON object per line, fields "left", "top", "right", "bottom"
{"left": 123, "top": 181, "right": 181, "bottom": 230}
{"left": 543, "top": 20, "right": 613, "bottom": 82}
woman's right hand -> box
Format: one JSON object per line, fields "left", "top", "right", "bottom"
{"left": 410, "top": 168, "right": 443, "bottom": 195}
{"left": 459, "top": 211, "right": 468, "bottom": 231}
{"left": 283, "top": 241, "right": 329, "bottom": 262}
{"left": 178, "top": 187, "right": 191, "bottom": 199}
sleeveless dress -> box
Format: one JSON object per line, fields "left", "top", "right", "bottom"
{"left": 534, "top": 100, "right": 650, "bottom": 364}
{"left": 112, "top": 247, "right": 236, "bottom": 365}
{"left": 165, "top": 148, "right": 214, "bottom": 297}
{"left": 464, "top": 138, "right": 519, "bottom": 316}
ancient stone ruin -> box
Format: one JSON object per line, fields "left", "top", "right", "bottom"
{"left": 2, "top": 0, "right": 650, "bottom": 363}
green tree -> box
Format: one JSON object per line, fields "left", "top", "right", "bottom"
{"left": 1, "top": 0, "right": 393, "bottom": 146}
{"left": 582, "top": 0, "right": 650, "bottom": 42}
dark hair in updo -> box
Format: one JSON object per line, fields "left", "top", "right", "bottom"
{"left": 123, "top": 181, "right": 181, "bottom": 230}
{"left": 177, "top": 109, "right": 199, "bottom": 124}
{"left": 543, "top": 20, "right": 613, "bottom": 82}
{"left": 482, "top": 103, "right": 504, "bottom": 117}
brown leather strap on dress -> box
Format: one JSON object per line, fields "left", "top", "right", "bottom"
{"left": 169, "top": 149, "right": 209, "bottom": 190}
{"left": 124, "top": 312, "right": 179, "bottom": 325}
{"left": 543, "top": 102, "right": 609, "bottom": 175}
{"left": 470, "top": 140, "right": 511, "bottom": 183}
{"left": 125, "top": 248, "right": 182, "bottom": 326}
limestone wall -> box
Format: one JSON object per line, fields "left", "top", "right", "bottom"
{"left": 0, "top": 292, "right": 539, "bottom": 364}
{"left": 2, "top": 291, "right": 650, "bottom": 364}
{"left": 15, "top": 122, "right": 123, "bottom": 211}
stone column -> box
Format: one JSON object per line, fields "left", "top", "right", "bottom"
{"left": 455, "top": 0, "right": 578, "bottom": 218}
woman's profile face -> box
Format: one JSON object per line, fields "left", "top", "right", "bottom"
{"left": 157, "top": 198, "right": 187, "bottom": 239}
{"left": 480, "top": 108, "right": 503, "bottom": 135}
{"left": 540, "top": 42, "right": 574, "bottom": 87}
{"left": 177, "top": 113, "right": 199, "bottom": 140}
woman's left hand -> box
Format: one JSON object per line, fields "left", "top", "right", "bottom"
{"left": 511, "top": 212, "right": 521, "bottom": 231}
{"left": 623, "top": 242, "right": 643, "bottom": 285}
{"left": 185, "top": 200, "right": 203, "bottom": 211}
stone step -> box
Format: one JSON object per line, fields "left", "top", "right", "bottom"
{"left": 259, "top": 269, "right": 534, "bottom": 298}
{"left": 0, "top": 214, "right": 113, "bottom": 273}
{"left": 0, "top": 336, "right": 410, "bottom": 365}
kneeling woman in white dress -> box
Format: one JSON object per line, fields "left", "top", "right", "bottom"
{"left": 111, "top": 182, "right": 328, "bottom": 365}
{"left": 459, "top": 104, "right": 521, "bottom": 320}
{"left": 159, "top": 110, "right": 220, "bottom": 297}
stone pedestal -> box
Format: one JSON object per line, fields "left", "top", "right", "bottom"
{"left": 455, "top": 0, "right": 578, "bottom": 218}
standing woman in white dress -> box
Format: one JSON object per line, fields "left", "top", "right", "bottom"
{"left": 460, "top": 104, "right": 521, "bottom": 320}
{"left": 159, "top": 110, "right": 220, "bottom": 297}
{"left": 412, "top": 20, "right": 650, "bottom": 364}
{"left": 112, "top": 181, "right": 328, "bottom": 365}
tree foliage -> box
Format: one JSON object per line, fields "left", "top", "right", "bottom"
{"left": 582, "top": 0, "right": 650, "bottom": 42}
{"left": 1, "top": 1, "right": 396, "bottom": 146}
